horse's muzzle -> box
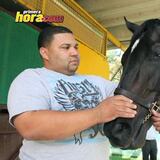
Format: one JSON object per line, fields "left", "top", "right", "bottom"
{"left": 103, "top": 117, "right": 151, "bottom": 149}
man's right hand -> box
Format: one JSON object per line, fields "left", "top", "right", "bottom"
{"left": 95, "top": 95, "right": 137, "bottom": 123}
{"left": 13, "top": 95, "right": 137, "bottom": 140}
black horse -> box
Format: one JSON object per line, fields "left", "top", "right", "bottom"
{"left": 103, "top": 17, "right": 160, "bottom": 149}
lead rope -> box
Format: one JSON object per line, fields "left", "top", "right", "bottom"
{"left": 143, "top": 101, "right": 160, "bottom": 124}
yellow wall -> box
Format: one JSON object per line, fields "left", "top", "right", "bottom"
{"left": 77, "top": 42, "right": 109, "bottom": 79}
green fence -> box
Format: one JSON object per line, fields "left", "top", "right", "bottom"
{"left": 0, "top": 11, "right": 42, "bottom": 104}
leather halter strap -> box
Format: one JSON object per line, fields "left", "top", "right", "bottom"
{"left": 114, "top": 87, "right": 151, "bottom": 109}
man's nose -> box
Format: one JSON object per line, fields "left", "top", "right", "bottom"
{"left": 70, "top": 47, "right": 79, "bottom": 56}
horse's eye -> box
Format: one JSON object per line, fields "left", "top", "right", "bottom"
{"left": 154, "top": 52, "right": 160, "bottom": 58}
{"left": 156, "top": 53, "right": 160, "bottom": 57}
{"left": 152, "top": 44, "right": 160, "bottom": 57}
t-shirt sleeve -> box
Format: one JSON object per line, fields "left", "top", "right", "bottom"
{"left": 94, "top": 76, "right": 118, "bottom": 97}
{"left": 104, "top": 80, "right": 118, "bottom": 97}
{"left": 7, "top": 69, "right": 50, "bottom": 126}
{"left": 89, "top": 75, "right": 118, "bottom": 98}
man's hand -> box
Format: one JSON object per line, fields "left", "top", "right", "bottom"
{"left": 152, "top": 110, "right": 160, "bottom": 131}
{"left": 13, "top": 95, "right": 137, "bottom": 140}
{"left": 95, "top": 95, "right": 137, "bottom": 123}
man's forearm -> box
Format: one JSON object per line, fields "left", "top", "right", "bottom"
{"left": 14, "top": 108, "right": 99, "bottom": 140}
{"left": 14, "top": 95, "right": 137, "bottom": 140}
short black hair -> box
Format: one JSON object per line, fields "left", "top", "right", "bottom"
{"left": 38, "top": 26, "right": 73, "bottom": 49}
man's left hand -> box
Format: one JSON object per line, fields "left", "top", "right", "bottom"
{"left": 152, "top": 110, "right": 160, "bottom": 132}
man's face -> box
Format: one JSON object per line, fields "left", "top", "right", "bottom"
{"left": 40, "top": 33, "right": 80, "bottom": 75}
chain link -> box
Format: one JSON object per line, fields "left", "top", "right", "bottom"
{"left": 143, "top": 102, "right": 160, "bottom": 124}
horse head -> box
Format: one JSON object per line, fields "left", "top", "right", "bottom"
{"left": 103, "top": 17, "right": 160, "bottom": 149}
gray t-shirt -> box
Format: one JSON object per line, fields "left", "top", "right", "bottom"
{"left": 7, "top": 67, "right": 117, "bottom": 160}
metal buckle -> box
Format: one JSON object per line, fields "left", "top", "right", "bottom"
{"left": 151, "top": 102, "right": 160, "bottom": 112}
{"left": 143, "top": 102, "right": 160, "bottom": 124}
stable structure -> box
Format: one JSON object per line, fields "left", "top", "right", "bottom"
{"left": 0, "top": 0, "right": 125, "bottom": 159}
{"left": 76, "top": 0, "right": 160, "bottom": 47}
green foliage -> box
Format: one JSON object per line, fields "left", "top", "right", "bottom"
{"left": 107, "top": 49, "right": 123, "bottom": 82}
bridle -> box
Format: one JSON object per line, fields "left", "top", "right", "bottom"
{"left": 114, "top": 87, "right": 160, "bottom": 124}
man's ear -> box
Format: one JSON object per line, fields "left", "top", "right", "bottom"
{"left": 39, "top": 47, "right": 49, "bottom": 60}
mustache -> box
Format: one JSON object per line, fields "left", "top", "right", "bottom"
{"left": 69, "top": 56, "right": 80, "bottom": 61}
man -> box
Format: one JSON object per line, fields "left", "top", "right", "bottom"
{"left": 142, "top": 126, "right": 158, "bottom": 160}
{"left": 7, "top": 26, "right": 137, "bottom": 160}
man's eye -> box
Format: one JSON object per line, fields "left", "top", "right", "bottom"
{"left": 62, "top": 46, "right": 70, "bottom": 50}
{"left": 75, "top": 46, "right": 78, "bottom": 50}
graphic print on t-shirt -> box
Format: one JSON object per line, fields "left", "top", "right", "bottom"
{"left": 54, "top": 79, "right": 104, "bottom": 144}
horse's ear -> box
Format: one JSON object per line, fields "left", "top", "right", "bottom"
{"left": 124, "top": 17, "right": 139, "bottom": 33}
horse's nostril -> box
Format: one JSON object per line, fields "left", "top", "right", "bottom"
{"left": 106, "top": 122, "right": 132, "bottom": 148}
{"left": 113, "top": 123, "right": 130, "bottom": 134}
